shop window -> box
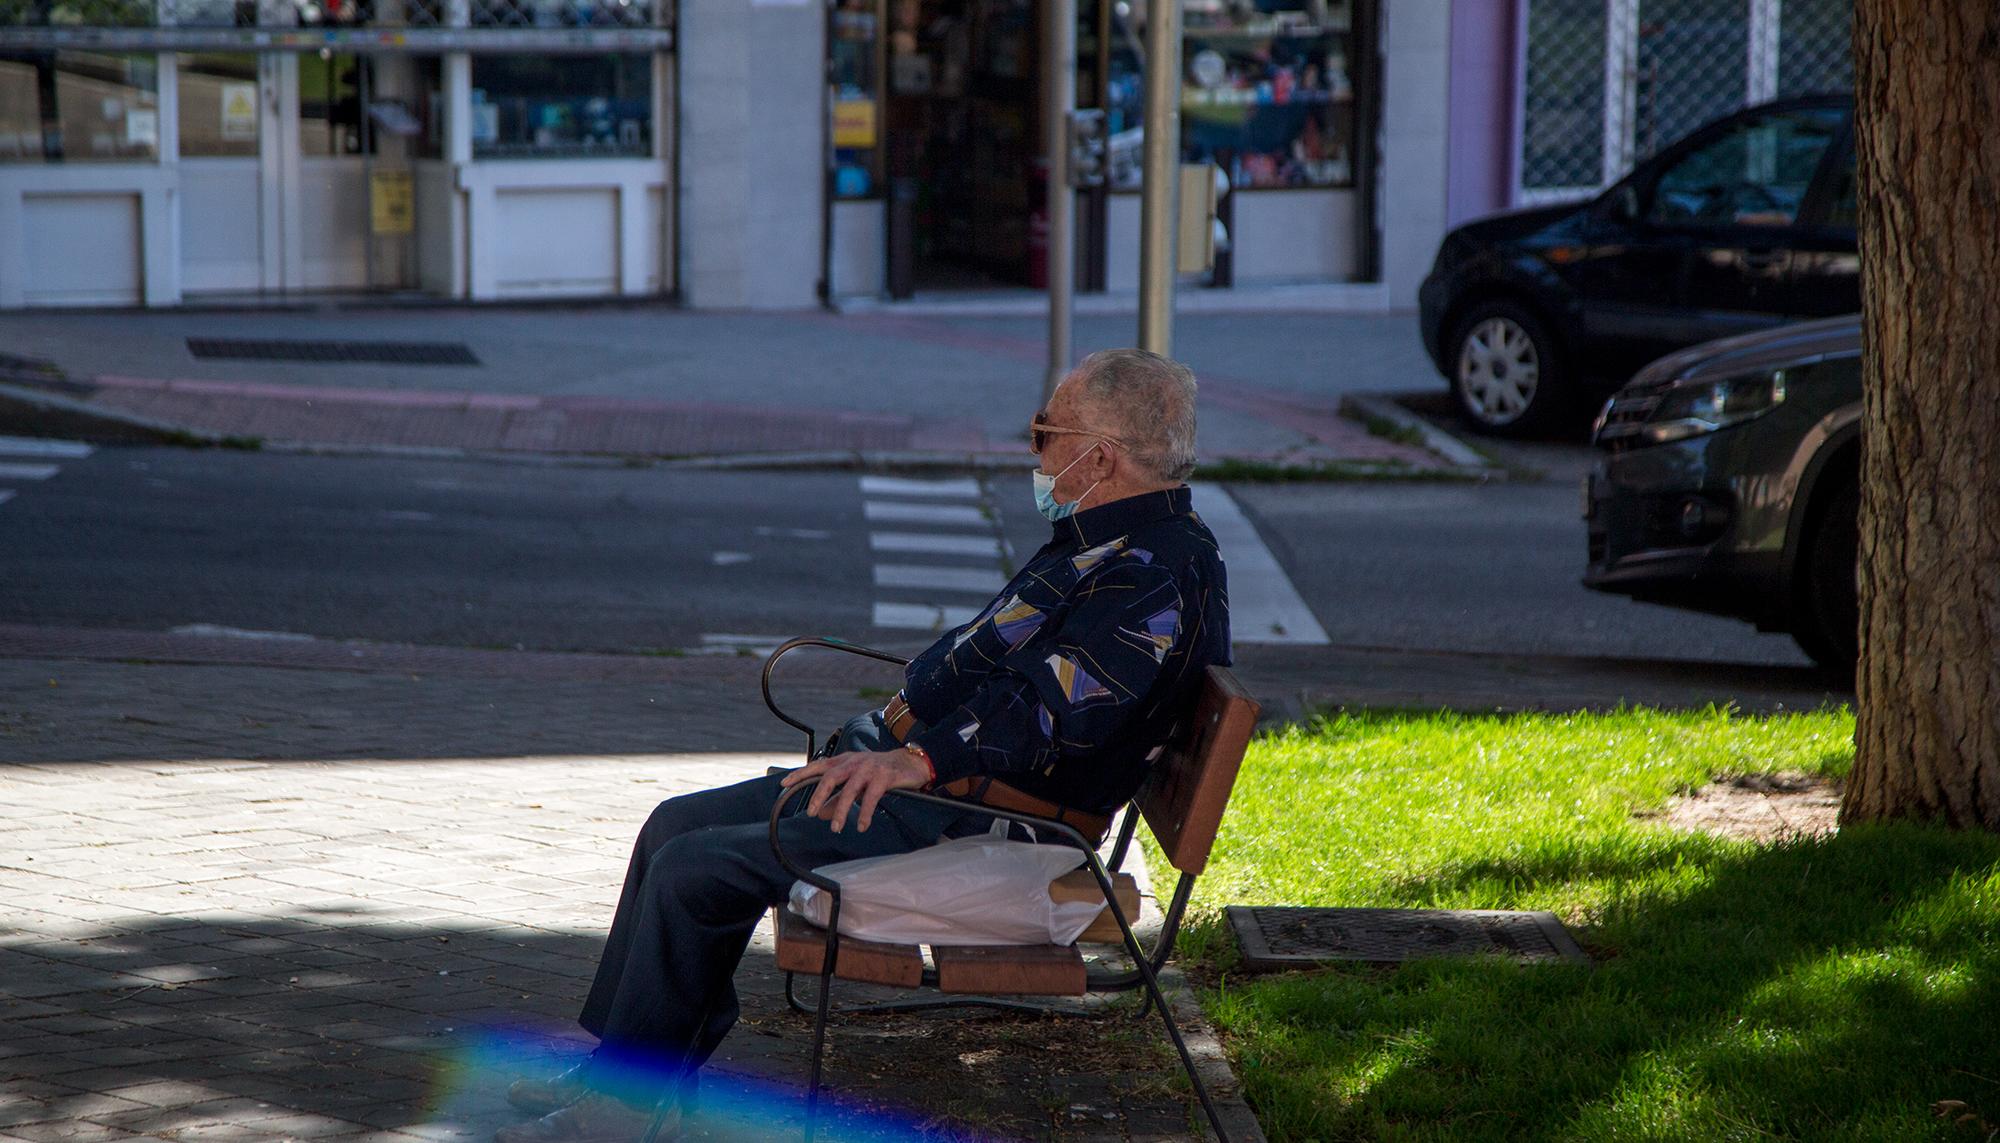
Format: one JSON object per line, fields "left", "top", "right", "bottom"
{"left": 0, "top": 0, "right": 152, "bottom": 25}
{"left": 470, "top": 54, "right": 651, "bottom": 158}
{"left": 828, "top": 0, "right": 882, "bottom": 199}
{"left": 1106, "top": 0, "right": 1359, "bottom": 191}
{"left": 299, "top": 51, "right": 370, "bottom": 154}
{"left": 469, "top": 0, "right": 655, "bottom": 30}
{"left": 0, "top": 51, "right": 159, "bottom": 163}
{"left": 177, "top": 53, "right": 258, "bottom": 157}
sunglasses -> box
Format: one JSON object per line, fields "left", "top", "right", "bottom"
{"left": 1030, "top": 410, "right": 1125, "bottom": 455}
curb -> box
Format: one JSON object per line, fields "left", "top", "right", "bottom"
{"left": 0, "top": 376, "right": 226, "bottom": 447}
{"left": 1338, "top": 390, "right": 1504, "bottom": 475}
{"left": 832, "top": 282, "right": 1393, "bottom": 318}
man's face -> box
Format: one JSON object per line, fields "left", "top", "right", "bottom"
{"left": 1034, "top": 379, "right": 1112, "bottom": 498}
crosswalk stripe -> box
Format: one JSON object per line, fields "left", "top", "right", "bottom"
{"left": 869, "top": 532, "right": 1004, "bottom": 557}
{"left": 873, "top": 602, "right": 981, "bottom": 631}
{"left": 0, "top": 436, "right": 91, "bottom": 459}
{"left": 859, "top": 475, "right": 980, "bottom": 499}
{"left": 862, "top": 501, "right": 989, "bottom": 526}
{"left": 0, "top": 462, "right": 60, "bottom": 481}
{"left": 873, "top": 564, "right": 1008, "bottom": 594}
{"left": 1189, "top": 483, "right": 1330, "bottom": 645}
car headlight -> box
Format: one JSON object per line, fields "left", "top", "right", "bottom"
{"left": 1643, "top": 370, "right": 1787, "bottom": 444}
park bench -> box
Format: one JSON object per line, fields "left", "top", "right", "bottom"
{"left": 758, "top": 637, "right": 1259, "bottom": 1142}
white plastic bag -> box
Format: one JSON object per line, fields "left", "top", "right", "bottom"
{"left": 787, "top": 834, "right": 1106, "bottom": 946}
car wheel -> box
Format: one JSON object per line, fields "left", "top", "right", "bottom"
{"left": 1791, "top": 477, "right": 1859, "bottom": 675}
{"left": 1448, "top": 301, "right": 1572, "bottom": 437}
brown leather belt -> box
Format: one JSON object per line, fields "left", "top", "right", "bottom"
{"left": 882, "top": 692, "right": 1111, "bottom": 845}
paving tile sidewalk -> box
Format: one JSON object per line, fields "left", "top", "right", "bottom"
{"left": 0, "top": 307, "right": 1448, "bottom": 471}
{"left": 0, "top": 648, "right": 1255, "bottom": 1143}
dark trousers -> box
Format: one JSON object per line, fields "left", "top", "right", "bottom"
{"left": 576, "top": 769, "right": 995, "bottom": 1090}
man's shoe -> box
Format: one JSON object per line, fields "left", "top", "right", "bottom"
{"left": 506, "top": 1058, "right": 594, "bottom": 1117}
{"left": 493, "top": 1092, "right": 676, "bottom": 1143}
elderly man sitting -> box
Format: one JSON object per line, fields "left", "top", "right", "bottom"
{"left": 498, "top": 348, "right": 1232, "bottom": 1143}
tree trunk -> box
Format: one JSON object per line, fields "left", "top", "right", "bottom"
{"left": 1843, "top": 3, "right": 2000, "bottom": 828}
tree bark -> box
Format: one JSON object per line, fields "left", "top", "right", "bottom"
{"left": 1843, "top": 2, "right": 2000, "bottom": 828}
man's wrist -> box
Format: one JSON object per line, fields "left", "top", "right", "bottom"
{"left": 902, "top": 741, "right": 936, "bottom": 787}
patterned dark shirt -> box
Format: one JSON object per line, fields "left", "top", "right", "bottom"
{"left": 903, "top": 485, "right": 1231, "bottom": 815}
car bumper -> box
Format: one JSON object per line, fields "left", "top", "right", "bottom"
{"left": 1581, "top": 439, "right": 1788, "bottom": 628}
{"left": 1417, "top": 271, "right": 1450, "bottom": 373}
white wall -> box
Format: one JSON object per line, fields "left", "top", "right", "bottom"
{"left": 829, "top": 198, "right": 885, "bottom": 299}
{"left": 0, "top": 165, "right": 178, "bottom": 307}
{"left": 679, "top": 0, "right": 824, "bottom": 309}
{"left": 1379, "top": 0, "right": 1453, "bottom": 308}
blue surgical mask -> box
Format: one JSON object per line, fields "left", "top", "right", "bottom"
{"left": 1033, "top": 445, "right": 1101, "bottom": 522}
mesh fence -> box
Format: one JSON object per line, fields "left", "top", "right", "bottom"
{"left": 1521, "top": 0, "right": 1851, "bottom": 198}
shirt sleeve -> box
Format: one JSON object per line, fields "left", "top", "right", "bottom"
{"left": 909, "top": 557, "right": 1186, "bottom": 786}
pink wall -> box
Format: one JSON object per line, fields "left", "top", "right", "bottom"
{"left": 1446, "top": 0, "right": 1520, "bottom": 226}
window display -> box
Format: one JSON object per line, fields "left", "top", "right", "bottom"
{"left": 1106, "top": 0, "right": 1358, "bottom": 191}
{"left": 470, "top": 54, "right": 650, "bottom": 159}
{"left": 828, "top": 0, "right": 882, "bottom": 199}
{"left": 0, "top": 51, "right": 159, "bottom": 163}
{"left": 177, "top": 53, "right": 259, "bottom": 157}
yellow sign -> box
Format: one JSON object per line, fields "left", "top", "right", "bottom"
{"left": 370, "top": 169, "right": 414, "bottom": 236}
{"left": 831, "top": 98, "right": 876, "bottom": 148}
{"left": 221, "top": 82, "right": 257, "bottom": 141}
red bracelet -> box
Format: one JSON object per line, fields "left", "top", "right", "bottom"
{"left": 903, "top": 741, "right": 936, "bottom": 786}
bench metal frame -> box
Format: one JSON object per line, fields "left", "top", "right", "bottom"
{"left": 759, "top": 636, "right": 1253, "bottom": 1142}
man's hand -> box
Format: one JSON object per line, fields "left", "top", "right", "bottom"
{"left": 779, "top": 748, "right": 931, "bottom": 833}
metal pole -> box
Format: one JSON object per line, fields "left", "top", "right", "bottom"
{"left": 1043, "top": 0, "right": 1076, "bottom": 404}
{"left": 1136, "top": 0, "right": 1181, "bottom": 354}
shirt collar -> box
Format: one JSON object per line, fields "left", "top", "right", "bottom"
{"left": 1054, "top": 485, "right": 1192, "bottom": 549}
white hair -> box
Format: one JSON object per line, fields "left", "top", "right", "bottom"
{"left": 1073, "top": 348, "right": 1198, "bottom": 482}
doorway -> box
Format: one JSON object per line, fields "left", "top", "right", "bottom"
{"left": 882, "top": 0, "right": 1049, "bottom": 291}
{"left": 176, "top": 51, "right": 440, "bottom": 297}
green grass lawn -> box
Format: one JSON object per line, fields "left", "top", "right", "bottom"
{"left": 1163, "top": 707, "right": 2000, "bottom": 1142}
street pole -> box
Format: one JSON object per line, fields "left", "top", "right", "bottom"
{"left": 1043, "top": 0, "right": 1076, "bottom": 405}
{"left": 1136, "top": 0, "right": 1182, "bottom": 355}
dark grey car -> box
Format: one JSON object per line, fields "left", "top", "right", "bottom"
{"left": 1583, "top": 316, "right": 1861, "bottom": 669}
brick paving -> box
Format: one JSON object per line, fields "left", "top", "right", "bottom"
{"left": 0, "top": 651, "right": 1250, "bottom": 1143}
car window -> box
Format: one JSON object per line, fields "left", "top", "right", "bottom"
{"left": 1647, "top": 107, "right": 1844, "bottom": 228}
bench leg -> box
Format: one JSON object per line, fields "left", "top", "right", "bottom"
{"left": 805, "top": 942, "right": 838, "bottom": 1142}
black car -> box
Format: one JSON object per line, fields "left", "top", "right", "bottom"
{"left": 1419, "top": 95, "right": 1858, "bottom": 436}
{"left": 1583, "top": 316, "right": 1860, "bottom": 670}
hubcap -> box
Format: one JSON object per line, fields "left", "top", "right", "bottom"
{"left": 1456, "top": 317, "right": 1540, "bottom": 425}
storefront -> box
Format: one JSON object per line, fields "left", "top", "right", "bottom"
{"left": 823, "top": 0, "right": 1381, "bottom": 299}
{"left": 0, "top": 5, "right": 674, "bottom": 308}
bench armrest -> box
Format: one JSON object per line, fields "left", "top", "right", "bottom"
{"left": 760, "top": 637, "right": 911, "bottom": 758}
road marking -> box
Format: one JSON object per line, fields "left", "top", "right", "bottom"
{"left": 697, "top": 633, "right": 786, "bottom": 656}
{"left": 860, "top": 475, "right": 981, "bottom": 498}
{"left": 869, "top": 532, "right": 1004, "bottom": 558}
{"left": 863, "top": 501, "right": 989, "bottom": 526}
{"left": 0, "top": 436, "right": 92, "bottom": 459}
{"left": 170, "top": 624, "right": 316, "bottom": 642}
{"left": 1189, "top": 483, "right": 1330, "bottom": 645}
{"left": 712, "top": 551, "right": 752, "bottom": 566}
{"left": 873, "top": 602, "right": 982, "bottom": 631}
{"left": 0, "top": 490, "right": 12, "bottom": 506}
{"left": 873, "top": 563, "right": 1007, "bottom": 594}
{"left": 0, "top": 462, "right": 60, "bottom": 481}
{"left": 754, "top": 526, "right": 833, "bottom": 540}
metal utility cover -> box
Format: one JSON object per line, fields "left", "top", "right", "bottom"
{"left": 187, "top": 339, "right": 480, "bottom": 366}
{"left": 1227, "top": 906, "right": 1590, "bottom": 969}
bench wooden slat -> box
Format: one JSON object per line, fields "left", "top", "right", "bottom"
{"left": 1050, "top": 870, "right": 1142, "bottom": 944}
{"left": 774, "top": 909, "right": 924, "bottom": 987}
{"left": 933, "top": 943, "right": 1087, "bottom": 995}
{"left": 1140, "top": 665, "right": 1261, "bottom": 877}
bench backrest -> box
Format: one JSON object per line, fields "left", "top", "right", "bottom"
{"left": 1138, "top": 666, "right": 1260, "bottom": 876}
